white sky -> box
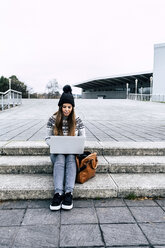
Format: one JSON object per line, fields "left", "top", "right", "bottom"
{"left": 0, "top": 0, "right": 165, "bottom": 94}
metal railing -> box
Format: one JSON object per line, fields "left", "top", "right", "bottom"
{"left": 151, "top": 95, "right": 165, "bottom": 102}
{"left": 0, "top": 89, "right": 22, "bottom": 111}
{"left": 128, "top": 94, "right": 165, "bottom": 102}
{"left": 128, "top": 93, "right": 152, "bottom": 101}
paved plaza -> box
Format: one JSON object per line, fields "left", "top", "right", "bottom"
{"left": 0, "top": 99, "right": 165, "bottom": 248}
{"left": 0, "top": 99, "right": 165, "bottom": 142}
{"left": 0, "top": 198, "right": 165, "bottom": 247}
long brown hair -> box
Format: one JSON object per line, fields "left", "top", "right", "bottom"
{"left": 53, "top": 106, "right": 76, "bottom": 136}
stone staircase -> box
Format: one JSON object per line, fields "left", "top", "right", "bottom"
{"left": 0, "top": 141, "right": 165, "bottom": 200}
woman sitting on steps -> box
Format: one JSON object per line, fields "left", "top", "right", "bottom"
{"left": 45, "top": 85, "right": 86, "bottom": 210}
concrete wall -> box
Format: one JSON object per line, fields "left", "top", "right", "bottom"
{"left": 152, "top": 43, "right": 165, "bottom": 101}
{"left": 82, "top": 90, "right": 126, "bottom": 99}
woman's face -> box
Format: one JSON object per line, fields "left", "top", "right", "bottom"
{"left": 62, "top": 103, "right": 73, "bottom": 117}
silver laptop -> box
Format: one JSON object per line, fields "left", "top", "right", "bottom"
{"left": 48, "top": 136, "right": 85, "bottom": 154}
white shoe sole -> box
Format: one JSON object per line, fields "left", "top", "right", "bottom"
{"left": 62, "top": 203, "right": 73, "bottom": 210}
{"left": 50, "top": 204, "right": 61, "bottom": 211}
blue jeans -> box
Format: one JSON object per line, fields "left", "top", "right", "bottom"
{"left": 50, "top": 154, "right": 77, "bottom": 195}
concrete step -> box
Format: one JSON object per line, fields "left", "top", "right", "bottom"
{"left": 105, "top": 156, "right": 165, "bottom": 173}
{"left": 1, "top": 141, "right": 165, "bottom": 156}
{"left": 0, "top": 156, "right": 52, "bottom": 174}
{"left": 0, "top": 173, "right": 164, "bottom": 200}
{"left": 1, "top": 155, "right": 165, "bottom": 174}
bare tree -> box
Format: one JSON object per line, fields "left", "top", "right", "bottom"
{"left": 46, "top": 79, "right": 60, "bottom": 98}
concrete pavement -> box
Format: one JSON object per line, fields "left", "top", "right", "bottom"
{"left": 0, "top": 99, "right": 165, "bottom": 142}
{"left": 0, "top": 198, "right": 165, "bottom": 247}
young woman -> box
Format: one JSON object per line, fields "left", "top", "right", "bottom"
{"left": 45, "top": 85, "right": 85, "bottom": 211}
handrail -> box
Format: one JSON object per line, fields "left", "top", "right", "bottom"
{"left": 0, "top": 89, "right": 22, "bottom": 95}
{"left": 0, "top": 89, "right": 22, "bottom": 111}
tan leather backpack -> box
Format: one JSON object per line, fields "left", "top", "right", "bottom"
{"left": 76, "top": 151, "right": 98, "bottom": 184}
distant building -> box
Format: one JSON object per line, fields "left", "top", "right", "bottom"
{"left": 152, "top": 43, "right": 165, "bottom": 101}
{"left": 74, "top": 72, "right": 153, "bottom": 99}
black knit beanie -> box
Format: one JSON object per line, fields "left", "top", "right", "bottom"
{"left": 58, "top": 85, "right": 75, "bottom": 107}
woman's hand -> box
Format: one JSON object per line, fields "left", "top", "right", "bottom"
{"left": 45, "top": 136, "right": 51, "bottom": 146}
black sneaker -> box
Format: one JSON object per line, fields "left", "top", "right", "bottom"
{"left": 62, "top": 192, "right": 73, "bottom": 210}
{"left": 50, "top": 193, "right": 63, "bottom": 211}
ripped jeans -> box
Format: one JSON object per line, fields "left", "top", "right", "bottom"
{"left": 50, "top": 154, "right": 77, "bottom": 195}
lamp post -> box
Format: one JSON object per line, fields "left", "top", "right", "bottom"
{"left": 135, "top": 79, "right": 138, "bottom": 100}
{"left": 28, "top": 90, "right": 31, "bottom": 99}
{"left": 9, "top": 78, "right": 11, "bottom": 90}
{"left": 28, "top": 87, "right": 33, "bottom": 99}
{"left": 7, "top": 78, "right": 12, "bottom": 108}
{"left": 8, "top": 78, "right": 12, "bottom": 105}
{"left": 141, "top": 87, "right": 143, "bottom": 101}
{"left": 126, "top": 83, "right": 129, "bottom": 99}
{"left": 150, "top": 76, "right": 153, "bottom": 101}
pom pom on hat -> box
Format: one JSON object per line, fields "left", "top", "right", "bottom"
{"left": 63, "top": 85, "right": 72, "bottom": 94}
{"left": 58, "top": 84, "right": 75, "bottom": 107}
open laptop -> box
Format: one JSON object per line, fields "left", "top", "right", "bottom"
{"left": 48, "top": 136, "right": 85, "bottom": 154}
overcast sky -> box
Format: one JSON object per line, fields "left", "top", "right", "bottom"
{"left": 0, "top": 0, "right": 165, "bottom": 94}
